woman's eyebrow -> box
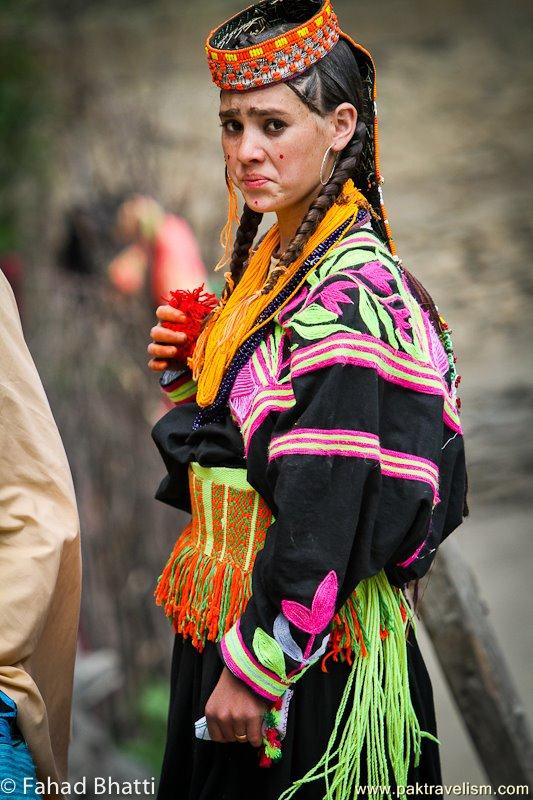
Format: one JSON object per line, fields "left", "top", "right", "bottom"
{"left": 219, "top": 107, "right": 290, "bottom": 119}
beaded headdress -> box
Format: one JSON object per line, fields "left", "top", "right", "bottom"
{"left": 205, "top": 0, "right": 398, "bottom": 259}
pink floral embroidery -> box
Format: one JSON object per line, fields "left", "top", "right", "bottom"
{"left": 228, "top": 329, "right": 293, "bottom": 448}
{"left": 423, "top": 309, "right": 449, "bottom": 379}
{"left": 354, "top": 261, "right": 395, "bottom": 294}
{"left": 277, "top": 286, "right": 309, "bottom": 327}
{"left": 315, "top": 281, "right": 355, "bottom": 315}
{"left": 281, "top": 570, "right": 338, "bottom": 635}
{"left": 381, "top": 295, "right": 412, "bottom": 342}
{"left": 228, "top": 357, "right": 256, "bottom": 428}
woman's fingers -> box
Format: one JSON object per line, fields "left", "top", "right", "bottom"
{"left": 147, "top": 310, "right": 187, "bottom": 373}
{"left": 147, "top": 357, "right": 169, "bottom": 372}
{"left": 244, "top": 716, "right": 263, "bottom": 748}
{"left": 147, "top": 342, "right": 179, "bottom": 359}
{"left": 204, "top": 668, "right": 268, "bottom": 747}
{"left": 205, "top": 712, "right": 264, "bottom": 747}
{"left": 206, "top": 718, "right": 227, "bottom": 744}
{"left": 149, "top": 324, "right": 187, "bottom": 344}
{"left": 206, "top": 712, "right": 236, "bottom": 744}
{"left": 217, "top": 714, "right": 238, "bottom": 744}
{"left": 147, "top": 323, "right": 187, "bottom": 370}
{"left": 155, "top": 304, "right": 187, "bottom": 324}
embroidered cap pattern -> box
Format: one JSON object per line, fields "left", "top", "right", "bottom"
{"left": 206, "top": 2, "right": 340, "bottom": 91}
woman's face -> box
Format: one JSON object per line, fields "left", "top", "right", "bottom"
{"left": 219, "top": 82, "right": 354, "bottom": 215}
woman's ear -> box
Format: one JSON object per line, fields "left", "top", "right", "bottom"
{"left": 330, "top": 103, "right": 358, "bottom": 153}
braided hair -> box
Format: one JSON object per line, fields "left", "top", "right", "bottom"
{"left": 216, "top": 23, "right": 441, "bottom": 350}
{"left": 219, "top": 202, "right": 263, "bottom": 307}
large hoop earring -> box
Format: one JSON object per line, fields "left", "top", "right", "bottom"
{"left": 320, "top": 145, "right": 338, "bottom": 186}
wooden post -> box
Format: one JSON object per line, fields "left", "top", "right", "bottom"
{"left": 418, "top": 538, "right": 533, "bottom": 790}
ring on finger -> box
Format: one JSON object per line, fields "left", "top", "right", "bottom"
{"left": 234, "top": 731, "right": 247, "bottom": 742}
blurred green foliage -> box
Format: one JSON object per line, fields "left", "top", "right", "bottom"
{"left": 121, "top": 680, "right": 170, "bottom": 772}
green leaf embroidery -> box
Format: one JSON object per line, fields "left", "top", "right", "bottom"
{"left": 396, "top": 330, "right": 425, "bottom": 360}
{"left": 289, "top": 302, "right": 346, "bottom": 341}
{"left": 358, "top": 286, "right": 381, "bottom": 338}
{"left": 311, "top": 246, "right": 361, "bottom": 285}
{"left": 253, "top": 628, "right": 288, "bottom": 682}
{"left": 370, "top": 294, "right": 399, "bottom": 349}
{"left": 297, "top": 303, "right": 338, "bottom": 325}
{"left": 290, "top": 320, "right": 354, "bottom": 342}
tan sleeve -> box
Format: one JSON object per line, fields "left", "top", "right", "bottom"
{"left": 0, "top": 270, "right": 81, "bottom": 786}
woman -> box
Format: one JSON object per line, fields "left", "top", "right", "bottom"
{"left": 147, "top": 2, "right": 467, "bottom": 798}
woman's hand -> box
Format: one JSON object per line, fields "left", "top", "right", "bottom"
{"left": 147, "top": 304, "right": 188, "bottom": 371}
{"left": 205, "top": 666, "right": 269, "bottom": 747}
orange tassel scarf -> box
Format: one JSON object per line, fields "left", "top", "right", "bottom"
{"left": 189, "top": 179, "right": 375, "bottom": 408}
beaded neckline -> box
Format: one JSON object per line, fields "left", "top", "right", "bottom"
{"left": 193, "top": 208, "right": 370, "bottom": 430}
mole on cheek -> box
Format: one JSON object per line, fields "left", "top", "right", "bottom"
{"left": 279, "top": 154, "right": 284, "bottom": 159}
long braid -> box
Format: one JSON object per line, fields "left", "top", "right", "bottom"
{"left": 261, "top": 119, "right": 368, "bottom": 296}
{"left": 217, "top": 203, "right": 263, "bottom": 308}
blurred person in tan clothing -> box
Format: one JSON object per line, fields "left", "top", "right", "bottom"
{"left": 0, "top": 270, "right": 82, "bottom": 786}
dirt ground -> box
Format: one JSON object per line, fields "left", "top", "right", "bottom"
{"left": 28, "top": 0, "right": 533, "bottom": 787}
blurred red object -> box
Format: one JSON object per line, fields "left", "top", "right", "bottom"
{"left": 151, "top": 214, "right": 209, "bottom": 303}
{"left": 108, "top": 195, "right": 210, "bottom": 307}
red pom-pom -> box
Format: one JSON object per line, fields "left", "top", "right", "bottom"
{"left": 162, "top": 284, "right": 218, "bottom": 364}
{"left": 266, "top": 728, "right": 280, "bottom": 747}
{"left": 258, "top": 752, "right": 272, "bottom": 768}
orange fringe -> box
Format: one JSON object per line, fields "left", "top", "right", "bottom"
{"left": 154, "top": 523, "right": 253, "bottom": 652}
{"left": 156, "top": 527, "right": 408, "bottom": 663}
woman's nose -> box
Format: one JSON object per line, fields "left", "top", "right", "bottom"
{"left": 236, "top": 130, "right": 265, "bottom": 164}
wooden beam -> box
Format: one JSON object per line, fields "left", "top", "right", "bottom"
{"left": 417, "top": 538, "right": 533, "bottom": 790}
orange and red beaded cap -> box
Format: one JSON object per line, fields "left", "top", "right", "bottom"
{"left": 204, "top": 0, "right": 398, "bottom": 259}
{"left": 205, "top": 1, "right": 340, "bottom": 91}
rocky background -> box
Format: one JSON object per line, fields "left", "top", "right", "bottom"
{"left": 1, "top": 0, "right": 532, "bottom": 792}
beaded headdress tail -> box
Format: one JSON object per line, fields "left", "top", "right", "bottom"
{"left": 205, "top": 0, "right": 398, "bottom": 258}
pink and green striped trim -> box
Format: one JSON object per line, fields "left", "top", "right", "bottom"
{"left": 241, "top": 386, "right": 296, "bottom": 455}
{"left": 290, "top": 331, "right": 462, "bottom": 433}
{"left": 268, "top": 428, "right": 440, "bottom": 503}
{"left": 220, "top": 619, "right": 290, "bottom": 701}
{"left": 161, "top": 373, "right": 198, "bottom": 405}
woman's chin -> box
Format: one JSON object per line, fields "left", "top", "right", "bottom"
{"left": 241, "top": 189, "right": 282, "bottom": 214}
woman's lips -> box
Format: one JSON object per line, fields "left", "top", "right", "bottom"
{"left": 242, "top": 176, "right": 270, "bottom": 188}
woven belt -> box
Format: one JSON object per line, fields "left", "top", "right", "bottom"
{"left": 155, "top": 462, "right": 410, "bottom": 672}
{"left": 155, "top": 463, "right": 274, "bottom": 650}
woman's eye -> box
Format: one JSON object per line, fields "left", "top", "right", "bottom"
{"left": 221, "top": 120, "right": 242, "bottom": 133}
{"left": 265, "top": 119, "right": 286, "bottom": 133}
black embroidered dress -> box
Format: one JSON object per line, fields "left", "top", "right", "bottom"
{"left": 152, "top": 215, "right": 467, "bottom": 800}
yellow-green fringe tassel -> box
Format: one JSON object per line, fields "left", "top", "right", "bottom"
{"left": 278, "top": 570, "right": 440, "bottom": 800}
